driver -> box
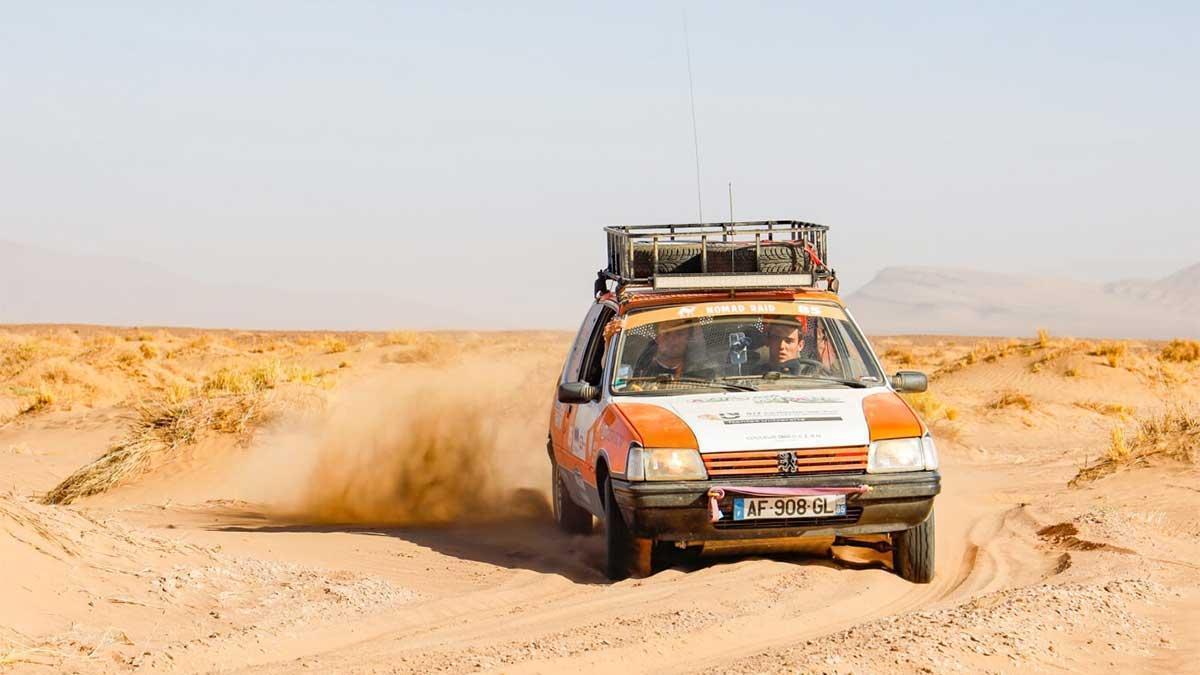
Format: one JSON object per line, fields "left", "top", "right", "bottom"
{"left": 633, "top": 319, "right": 694, "bottom": 378}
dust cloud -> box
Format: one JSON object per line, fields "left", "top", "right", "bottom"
{"left": 244, "top": 354, "right": 560, "bottom": 526}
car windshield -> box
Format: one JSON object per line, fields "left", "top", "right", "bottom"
{"left": 610, "top": 302, "right": 885, "bottom": 395}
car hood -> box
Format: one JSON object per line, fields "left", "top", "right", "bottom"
{"left": 616, "top": 388, "right": 886, "bottom": 453}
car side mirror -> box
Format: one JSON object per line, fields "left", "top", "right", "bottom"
{"left": 890, "top": 371, "right": 928, "bottom": 393}
{"left": 557, "top": 381, "right": 599, "bottom": 404}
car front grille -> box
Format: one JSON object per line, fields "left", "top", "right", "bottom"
{"left": 702, "top": 446, "right": 868, "bottom": 477}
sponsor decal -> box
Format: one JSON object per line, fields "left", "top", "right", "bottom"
{"left": 677, "top": 306, "right": 697, "bottom": 317}
{"left": 698, "top": 410, "right": 843, "bottom": 425}
{"left": 750, "top": 393, "right": 842, "bottom": 405}
{"left": 721, "top": 414, "right": 842, "bottom": 425}
{"left": 685, "top": 393, "right": 843, "bottom": 405}
{"left": 745, "top": 432, "right": 824, "bottom": 442}
{"left": 703, "top": 302, "right": 779, "bottom": 316}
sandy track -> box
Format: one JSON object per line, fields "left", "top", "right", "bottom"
{"left": 203, "top": 458, "right": 1057, "bottom": 674}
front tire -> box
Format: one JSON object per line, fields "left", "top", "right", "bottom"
{"left": 892, "top": 509, "right": 935, "bottom": 584}
{"left": 552, "top": 464, "right": 593, "bottom": 534}
{"left": 603, "top": 479, "right": 649, "bottom": 580}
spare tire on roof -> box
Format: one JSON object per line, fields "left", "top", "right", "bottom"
{"left": 629, "top": 241, "right": 811, "bottom": 277}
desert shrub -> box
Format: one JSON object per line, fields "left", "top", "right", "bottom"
{"left": 882, "top": 347, "right": 915, "bottom": 366}
{"left": 1072, "top": 407, "right": 1198, "bottom": 485}
{"left": 322, "top": 336, "right": 348, "bottom": 354}
{"left": 1, "top": 339, "right": 44, "bottom": 379}
{"left": 1160, "top": 339, "right": 1200, "bottom": 363}
{"left": 1063, "top": 366, "right": 1079, "bottom": 377}
{"left": 1090, "top": 341, "right": 1128, "bottom": 368}
{"left": 201, "top": 360, "right": 319, "bottom": 396}
{"left": 381, "top": 331, "right": 420, "bottom": 346}
{"left": 1075, "top": 401, "right": 1133, "bottom": 417}
{"left": 903, "top": 391, "right": 958, "bottom": 424}
{"left": 139, "top": 343, "right": 158, "bottom": 360}
{"left": 44, "top": 360, "right": 324, "bottom": 504}
{"left": 1036, "top": 328, "right": 1051, "bottom": 348}
{"left": 114, "top": 349, "right": 142, "bottom": 368}
{"left": 1106, "top": 427, "right": 1130, "bottom": 462}
{"left": 989, "top": 391, "right": 1033, "bottom": 411}
{"left": 18, "top": 386, "right": 55, "bottom": 415}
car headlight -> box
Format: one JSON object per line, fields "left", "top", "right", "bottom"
{"left": 867, "top": 437, "right": 926, "bottom": 473}
{"left": 626, "top": 446, "right": 707, "bottom": 481}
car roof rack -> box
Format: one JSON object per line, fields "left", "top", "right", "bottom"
{"left": 599, "top": 220, "right": 835, "bottom": 294}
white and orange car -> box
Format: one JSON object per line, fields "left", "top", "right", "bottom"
{"left": 548, "top": 221, "right": 939, "bottom": 581}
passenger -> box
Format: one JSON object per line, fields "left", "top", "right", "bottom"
{"left": 757, "top": 316, "right": 831, "bottom": 376}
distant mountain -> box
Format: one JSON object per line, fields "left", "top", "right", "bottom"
{"left": 0, "top": 241, "right": 474, "bottom": 330}
{"left": 846, "top": 265, "right": 1200, "bottom": 339}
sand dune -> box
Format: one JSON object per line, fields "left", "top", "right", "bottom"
{"left": 1, "top": 326, "right": 1198, "bottom": 673}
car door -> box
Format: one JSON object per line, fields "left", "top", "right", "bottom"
{"left": 560, "top": 304, "right": 615, "bottom": 515}
{"left": 550, "top": 303, "right": 604, "bottom": 472}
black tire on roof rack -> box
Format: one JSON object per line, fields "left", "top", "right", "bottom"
{"left": 631, "top": 243, "right": 763, "bottom": 277}
{"left": 756, "top": 242, "right": 809, "bottom": 273}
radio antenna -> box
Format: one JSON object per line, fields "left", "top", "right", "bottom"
{"left": 684, "top": 11, "right": 703, "bottom": 222}
{"left": 728, "top": 182, "right": 734, "bottom": 224}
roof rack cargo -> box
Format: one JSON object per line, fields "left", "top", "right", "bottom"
{"left": 599, "top": 220, "right": 834, "bottom": 294}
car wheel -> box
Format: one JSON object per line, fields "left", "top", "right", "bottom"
{"left": 603, "top": 479, "right": 649, "bottom": 580}
{"left": 892, "top": 509, "right": 935, "bottom": 584}
{"left": 552, "top": 463, "right": 593, "bottom": 534}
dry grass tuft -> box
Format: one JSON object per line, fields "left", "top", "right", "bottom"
{"left": 322, "top": 336, "right": 348, "bottom": 354}
{"left": 1036, "top": 328, "right": 1051, "bottom": 348}
{"left": 43, "top": 359, "right": 325, "bottom": 505}
{"left": 17, "top": 386, "right": 56, "bottom": 415}
{"left": 381, "top": 331, "right": 421, "bottom": 346}
{"left": 201, "top": 360, "right": 318, "bottom": 396}
{"left": 1072, "top": 407, "right": 1199, "bottom": 485}
{"left": 989, "top": 390, "right": 1033, "bottom": 411}
{"left": 382, "top": 335, "right": 446, "bottom": 364}
{"left": 903, "top": 391, "right": 957, "bottom": 423}
{"left": 882, "top": 347, "right": 915, "bottom": 366}
{"left": 1160, "top": 339, "right": 1200, "bottom": 363}
{"left": 0, "top": 643, "right": 64, "bottom": 668}
{"left": 139, "top": 343, "right": 158, "bottom": 360}
{"left": 1075, "top": 401, "right": 1134, "bottom": 418}
{"left": 1063, "top": 366, "right": 1079, "bottom": 377}
{"left": 1106, "top": 427, "right": 1130, "bottom": 462}
{"left": 1089, "top": 341, "right": 1128, "bottom": 368}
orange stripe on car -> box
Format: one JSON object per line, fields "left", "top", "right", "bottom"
{"left": 862, "top": 392, "right": 924, "bottom": 441}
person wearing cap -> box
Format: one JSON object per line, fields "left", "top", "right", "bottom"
{"left": 633, "top": 319, "right": 695, "bottom": 378}
{"left": 755, "top": 316, "right": 832, "bottom": 376}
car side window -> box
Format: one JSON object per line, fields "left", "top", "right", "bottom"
{"left": 562, "top": 304, "right": 604, "bottom": 384}
{"left": 580, "top": 307, "right": 616, "bottom": 387}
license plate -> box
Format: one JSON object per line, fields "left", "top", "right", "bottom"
{"left": 732, "top": 495, "right": 847, "bottom": 520}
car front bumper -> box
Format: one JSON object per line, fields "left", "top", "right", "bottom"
{"left": 610, "top": 470, "right": 940, "bottom": 542}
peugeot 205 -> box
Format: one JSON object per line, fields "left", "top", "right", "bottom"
{"left": 547, "top": 221, "right": 939, "bottom": 582}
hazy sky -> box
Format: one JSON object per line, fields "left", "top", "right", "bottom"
{"left": 2, "top": 2, "right": 1197, "bottom": 327}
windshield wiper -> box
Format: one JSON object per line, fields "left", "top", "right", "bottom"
{"left": 754, "top": 373, "right": 868, "bottom": 388}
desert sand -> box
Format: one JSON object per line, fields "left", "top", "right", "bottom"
{"left": 1, "top": 326, "right": 1198, "bottom": 673}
